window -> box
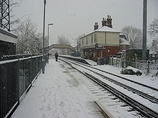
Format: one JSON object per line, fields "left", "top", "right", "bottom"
{"left": 94, "top": 34, "right": 97, "bottom": 42}
{"left": 86, "top": 37, "right": 88, "bottom": 44}
{"left": 82, "top": 39, "right": 84, "bottom": 45}
{"left": 91, "top": 35, "right": 93, "bottom": 43}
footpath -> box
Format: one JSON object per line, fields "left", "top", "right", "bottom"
{"left": 11, "top": 58, "right": 104, "bottom": 118}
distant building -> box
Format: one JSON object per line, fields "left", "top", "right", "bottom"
{"left": 80, "top": 15, "right": 130, "bottom": 61}
{"left": 0, "top": 28, "right": 17, "bottom": 55}
{"left": 119, "top": 34, "right": 130, "bottom": 51}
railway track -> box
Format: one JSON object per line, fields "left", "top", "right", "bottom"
{"left": 59, "top": 57, "right": 158, "bottom": 118}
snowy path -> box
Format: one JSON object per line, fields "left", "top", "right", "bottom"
{"left": 11, "top": 59, "right": 104, "bottom": 118}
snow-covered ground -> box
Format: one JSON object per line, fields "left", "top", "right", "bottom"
{"left": 11, "top": 58, "right": 158, "bottom": 118}
{"left": 11, "top": 59, "right": 104, "bottom": 118}
{"left": 90, "top": 62, "right": 158, "bottom": 89}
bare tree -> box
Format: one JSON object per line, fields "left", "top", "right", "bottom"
{"left": 150, "top": 39, "right": 158, "bottom": 54}
{"left": 57, "top": 35, "right": 70, "bottom": 55}
{"left": 57, "top": 35, "right": 70, "bottom": 45}
{"left": 15, "top": 18, "right": 42, "bottom": 54}
{"left": 122, "top": 26, "right": 142, "bottom": 49}
{"left": 75, "top": 34, "right": 85, "bottom": 56}
{"left": 149, "top": 18, "right": 158, "bottom": 54}
{"left": 149, "top": 18, "right": 158, "bottom": 37}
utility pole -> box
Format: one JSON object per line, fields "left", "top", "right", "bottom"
{"left": 142, "top": 0, "right": 147, "bottom": 62}
{"left": 0, "top": 0, "right": 10, "bottom": 31}
{"left": 42, "top": 0, "right": 46, "bottom": 74}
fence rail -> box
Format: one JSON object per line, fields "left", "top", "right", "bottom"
{"left": 0, "top": 55, "right": 48, "bottom": 118}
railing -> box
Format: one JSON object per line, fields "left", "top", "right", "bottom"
{"left": 0, "top": 55, "right": 47, "bottom": 118}
{"left": 109, "top": 57, "right": 158, "bottom": 75}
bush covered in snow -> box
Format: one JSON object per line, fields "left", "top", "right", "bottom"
{"left": 121, "top": 66, "right": 142, "bottom": 76}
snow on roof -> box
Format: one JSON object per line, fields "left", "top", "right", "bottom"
{"left": 120, "top": 38, "right": 130, "bottom": 45}
{"left": 95, "top": 26, "right": 120, "bottom": 33}
{"left": 0, "top": 28, "right": 18, "bottom": 44}
{"left": 0, "top": 27, "right": 17, "bottom": 38}
{"left": 80, "top": 26, "right": 120, "bottom": 39}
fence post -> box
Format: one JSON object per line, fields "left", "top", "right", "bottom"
{"left": 16, "top": 57, "right": 20, "bottom": 104}
{"left": 147, "top": 60, "right": 150, "bottom": 74}
{"left": 36, "top": 57, "right": 38, "bottom": 77}
{"left": 112, "top": 56, "right": 113, "bottom": 66}
{"left": 30, "top": 56, "right": 32, "bottom": 84}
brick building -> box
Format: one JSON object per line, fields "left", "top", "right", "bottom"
{"left": 80, "top": 15, "right": 126, "bottom": 61}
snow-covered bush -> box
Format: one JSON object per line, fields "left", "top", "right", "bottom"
{"left": 121, "top": 66, "right": 142, "bottom": 76}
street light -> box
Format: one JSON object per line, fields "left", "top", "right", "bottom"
{"left": 42, "top": 0, "right": 46, "bottom": 74}
{"left": 48, "top": 23, "right": 53, "bottom": 46}
{"left": 47, "top": 23, "right": 53, "bottom": 63}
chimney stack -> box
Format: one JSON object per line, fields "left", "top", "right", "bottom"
{"left": 94, "top": 22, "right": 99, "bottom": 30}
{"left": 102, "top": 17, "right": 106, "bottom": 27}
{"left": 106, "top": 15, "right": 112, "bottom": 28}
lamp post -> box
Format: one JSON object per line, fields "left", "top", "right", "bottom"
{"left": 47, "top": 23, "right": 53, "bottom": 63}
{"left": 42, "top": 0, "right": 46, "bottom": 74}
{"left": 142, "top": 0, "right": 147, "bottom": 62}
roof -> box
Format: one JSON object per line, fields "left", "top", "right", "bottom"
{"left": 95, "top": 26, "right": 120, "bottom": 33}
{"left": 120, "top": 38, "right": 130, "bottom": 45}
{"left": 0, "top": 28, "right": 17, "bottom": 39}
{"left": 80, "top": 26, "right": 120, "bottom": 39}
{"left": 0, "top": 28, "right": 18, "bottom": 44}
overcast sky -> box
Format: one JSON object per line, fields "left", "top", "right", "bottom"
{"left": 13, "top": 0, "right": 158, "bottom": 45}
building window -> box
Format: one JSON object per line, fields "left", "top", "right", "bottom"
{"left": 82, "top": 39, "right": 84, "bottom": 45}
{"left": 91, "top": 35, "right": 93, "bottom": 43}
{"left": 86, "top": 37, "right": 88, "bottom": 44}
{"left": 94, "top": 34, "right": 97, "bottom": 42}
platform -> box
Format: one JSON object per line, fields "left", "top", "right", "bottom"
{"left": 11, "top": 58, "right": 104, "bottom": 118}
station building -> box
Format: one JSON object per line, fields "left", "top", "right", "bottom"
{"left": 80, "top": 15, "right": 130, "bottom": 61}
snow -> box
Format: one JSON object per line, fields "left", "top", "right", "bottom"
{"left": 11, "top": 59, "right": 104, "bottom": 118}
{"left": 120, "top": 37, "right": 130, "bottom": 45}
{"left": 95, "top": 26, "right": 120, "bottom": 33}
{"left": 91, "top": 64, "right": 158, "bottom": 89}
{"left": 126, "top": 66, "right": 143, "bottom": 73}
{"left": 85, "top": 59, "right": 97, "bottom": 66}
{"left": 11, "top": 58, "right": 158, "bottom": 118}
{"left": 81, "top": 26, "right": 120, "bottom": 38}
{"left": 0, "top": 59, "right": 18, "bottom": 64}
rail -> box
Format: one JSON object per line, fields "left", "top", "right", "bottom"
{"left": 59, "top": 57, "right": 158, "bottom": 118}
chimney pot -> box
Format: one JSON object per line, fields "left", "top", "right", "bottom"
{"left": 102, "top": 17, "right": 106, "bottom": 27}
{"left": 94, "top": 22, "right": 99, "bottom": 30}
{"left": 106, "top": 15, "right": 112, "bottom": 28}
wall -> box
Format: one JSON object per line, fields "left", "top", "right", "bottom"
{"left": 80, "top": 31, "right": 120, "bottom": 61}
{"left": 80, "top": 32, "right": 119, "bottom": 48}
{"left": 106, "top": 32, "right": 119, "bottom": 46}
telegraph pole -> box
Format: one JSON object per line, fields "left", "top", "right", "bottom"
{"left": 42, "top": 0, "right": 46, "bottom": 74}
{"left": 142, "top": 0, "right": 147, "bottom": 62}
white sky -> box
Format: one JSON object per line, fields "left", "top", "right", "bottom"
{"left": 12, "top": 0, "right": 158, "bottom": 45}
